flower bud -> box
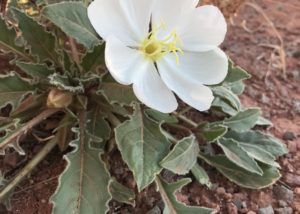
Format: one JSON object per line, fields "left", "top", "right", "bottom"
{"left": 47, "top": 89, "right": 73, "bottom": 108}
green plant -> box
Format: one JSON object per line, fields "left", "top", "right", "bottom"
{"left": 0, "top": 0, "right": 287, "bottom": 213}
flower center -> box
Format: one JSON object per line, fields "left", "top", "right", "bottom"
{"left": 140, "top": 22, "right": 183, "bottom": 64}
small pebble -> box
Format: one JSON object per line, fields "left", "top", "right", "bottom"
{"left": 227, "top": 202, "right": 238, "bottom": 214}
{"left": 258, "top": 205, "right": 274, "bottom": 214}
{"left": 294, "top": 187, "right": 300, "bottom": 195}
{"left": 146, "top": 205, "right": 161, "bottom": 214}
{"left": 282, "top": 132, "right": 295, "bottom": 141}
{"left": 273, "top": 185, "right": 294, "bottom": 202}
{"left": 274, "top": 207, "right": 293, "bottom": 214}
{"left": 278, "top": 200, "right": 287, "bottom": 208}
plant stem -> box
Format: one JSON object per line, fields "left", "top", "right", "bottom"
{"left": 107, "top": 113, "right": 121, "bottom": 127}
{"left": 173, "top": 111, "right": 198, "bottom": 128}
{"left": 0, "top": 138, "right": 57, "bottom": 200}
{"left": 0, "top": 108, "right": 61, "bottom": 151}
{"left": 69, "top": 38, "right": 83, "bottom": 74}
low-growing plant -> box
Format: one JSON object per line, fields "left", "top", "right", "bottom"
{"left": 0, "top": 0, "right": 287, "bottom": 213}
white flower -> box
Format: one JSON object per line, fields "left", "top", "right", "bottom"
{"left": 88, "top": 0, "right": 228, "bottom": 113}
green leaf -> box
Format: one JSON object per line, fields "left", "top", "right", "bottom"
{"left": 226, "top": 81, "right": 245, "bottom": 95}
{"left": 191, "top": 164, "right": 212, "bottom": 189}
{"left": 109, "top": 179, "right": 135, "bottom": 206}
{"left": 86, "top": 108, "right": 111, "bottom": 149}
{"left": 160, "top": 136, "right": 199, "bottom": 175}
{"left": 11, "top": 8, "right": 60, "bottom": 63}
{"left": 225, "top": 130, "right": 287, "bottom": 157}
{"left": 224, "top": 60, "right": 251, "bottom": 83}
{"left": 81, "top": 44, "right": 105, "bottom": 71}
{"left": 0, "top": 72, "right": 35, "bottom": 110}
{"left": 145, "top": 109, "right": 178, "bottom": 124}
{"left": 218, "top": 138, "right": 263, "bottom": 175}
{"left": 51, "top": 113, "right": 111, "bottom": 214}
{"left": 99, "top": 83, "right": 137, "bottom": 106}
{"left": 42, "top": 2, "right": 102, "bottom": 50}
{"left": 156, "top": 177, "right": 214, "bottom": 214}
{"left": 16, "top": 61, "right": 54, "bottom": 81}
{"left": 212, "top": 97, "right": 238, "bottom": 116}
{"left": 201, "top": 124, "right": 228, "bottom": 142}
{"left": 0, "top": 17, "right": 30, "bottom": 61}
{"left": 256, "top": 116, "right": 273, "bottom": 126}
{"left": 223, "top": 108, "right": 261, "bottom": 132}
{"left": 212, "top": 86, "right": 241, "bottom": 111}
{"left": 49, "top": 73, "right": 84, "bottom": 93}
{"left": 199, "top": 154, "right": 281, "bottom": 189}
{"left": 115, "top": 104, "right": 171, "bottom": 191}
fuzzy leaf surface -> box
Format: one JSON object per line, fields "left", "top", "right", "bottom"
{"left": 51, "top": 113, "right": 111, "bottom": 214}
{"left": 145, "top": 109, "right": 178, "bottom": 124}
{"left": 223, "top": 108, "right": 261, "bottom": 131}
{"left": 224, "top": 60, "right": 251, "bottom": 83}
{"left": 156, "top": 177, "right": 214, "bottom": 214}
{"left": 218, "top": 138, "right": 263, "bottom": 175}
{"left": 42, "top": 2, "right": 101, "bottom": 50}
{"left": 201, "top": 124, "right": 228, "bottom": 142}
{"left": 0, "top": 72, "right": 35, "bottom": 110}
{"left": 16, "top": 61, "right": 54, "bottom": 81}
{"left": 212, "top": 86, "right": 241, "bottom": 111}
{"left": 11, "top": 8, "right": 60, "bottom": 63}
{"left": 115, "top": 104, "right": 170, "bottom": 191}
{"left": 225, "top": 130, "right": 287, "bottom": 157}
{"left": 191, "top": 164, "right": 212, "bottom": 188}
{"left": 160, "top": 136, "right": 199, "bottom": 175}
{"left": 48, "top": 73, "right": 84, "bottom": 93}
{"left": 81, "top": 44, "right": 105, "bottom": 71}
{"left": 199, "top": 154, "right": 281, "bottom": 189}
{"left": 109, "top": 180, "right": 135, "bottom": 206}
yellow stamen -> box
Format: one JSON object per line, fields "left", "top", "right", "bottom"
{"left": 140, "top": 22, "right": 183, "bottom": 64}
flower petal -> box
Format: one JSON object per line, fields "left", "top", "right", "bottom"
{"left": 178, "top": 5, "right": 227, "bottom": 52}
{"left": 133, "top": 62, "right": 178, "bottom": 113}
{"left": 157, "top": 59, "right": 215, "bottom": 111}
{"left": 105, "top": 36, "right": 142, "bottom": 85}
{"left": 151, "top": 0, "right": 198, "bottom": 36}
{"left": 88, "top": 0, "right": 154, "bottom": 45}
{"left": 168, "top": 48, "right": 228, "bottom": 85}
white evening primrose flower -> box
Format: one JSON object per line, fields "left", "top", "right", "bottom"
{"left": 88, "top": 0, "right": 228, "bottom": 113}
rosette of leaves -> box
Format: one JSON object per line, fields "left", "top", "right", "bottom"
{"left": 0, "top": 1, "right": 287, "bottom": 214}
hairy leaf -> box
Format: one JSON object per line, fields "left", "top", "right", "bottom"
{"left": 11, "top": 8, "right": 60, "bottom": 63}
{"left": 81, "top": 44, "right": 105, "bottom": 71}
{"left": 212, "top": 97, "right": 238, "bottom": 116}
{"left": 160, "top": 136, "right": 199, "bottom": 175}
{"left": 42, "top": 2, "right": 101, "bottom": 50}
{"left": 218, "top": 138, "right": 263, "bottom": 175}
{"left": 191, "top": 164, "right": 212, "bottom": 189}
{"left": 16, "top": 61, "right": 54, "bottom": 82}
{"left": 225, "top": 130, "right": 287, "bottom": 157}
{"left": 212, "top": 86, "right": 241, "bottom": 111}
{"left": 223, "top": 108, "right": 261, "bottom": 131}
{"left": 156, "top": 176, "right": 214, "bottom": 214}
{"left": 145, "top": 109, "right": 178, "bottom": 124}
{"left": 115, "top": 104, "right": 170, "bottom": 191}
{"left": 48, "top": 73, "right": 84, "bottom": 93}
{"left": 201, "top": 124, "right": 228, "bottom": 142}
{"left": 99, "top": 83, "right": 137, "bottom": 106}
{"left": 51, "top": 113, "right": 111, "bottom": 214}
{"left": 224, "top": 60, "right": 251, "bottom": 83}
{"left": 199, "top": 154, "right": 281, "bottom": 189}
{"left": 0, "top": 72, "right": 35, "bottom": 110}
{"left": 109, "top": 179, "right": 135, "bottom": 206}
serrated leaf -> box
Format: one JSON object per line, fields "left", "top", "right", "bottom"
{"left": 109, "top": 179, "right": 135, "bottom": 206}
{"left": 11, "top": 8, "right": 60, "bottom": 63}
{"left": 225, "top": 130, "right": 287, "bottom": 157}
{"left": 115, "top": 104, "right": 170, "bottom": 191}
{"left": 156, "top": 177, "right": 214, "bottom": 214}
{"left": 49, "top": 73, "right": 84, "bottom": 93}
{"left": 99, "top": 83, "right": 137, "bottom": 106}
{"left": 201, "top": 124, "right": 228, "bottom": 142}
{"left": 160, "top": 136, "right": 199, "bottom": 175}
{"left": 51, "top": 113, "right": 111, "bottom": 214}
{"left": 145, "top": 109, "right": 178, "bottom": 124}
{"left": 212, "top": 86, "right": 241, "bottom": 111}
{"left": 218, "top": 138, "right": 263, "bottom": 175}
{"left": 42, "top": 2, "right": 101, "bottom": 50}
{"left": 223, "top": 108, "right": 261, "bottom": 132}
{"left": 86, "top": 108, "right": 110, "bottom": 150}
{"left": 191, "top": 164, "right": 212, "bottom": 189}
{"left": 16, "top": 61, "right": 54, "bottom": 81}
{"left": 0, "top": 16, "right": 30, "bottom": 61}
{"left": 224, "top": 60, "right": 251, "bottom": 83}
{"left": 199, "top": 154, "right": 281, "bottom": 189}
{"left": 0, "top": 72, "right": 35, "bottom": 110}
{"left": 81, "top": 44, "right": 105, "bottom": 71}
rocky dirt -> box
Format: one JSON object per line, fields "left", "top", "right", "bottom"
{"left": 0, "top": 0, "right": 299, "bottom": 213}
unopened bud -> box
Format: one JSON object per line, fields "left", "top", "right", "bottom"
{"left": 47, "top": 89, "right": 73, "bottom": 108}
